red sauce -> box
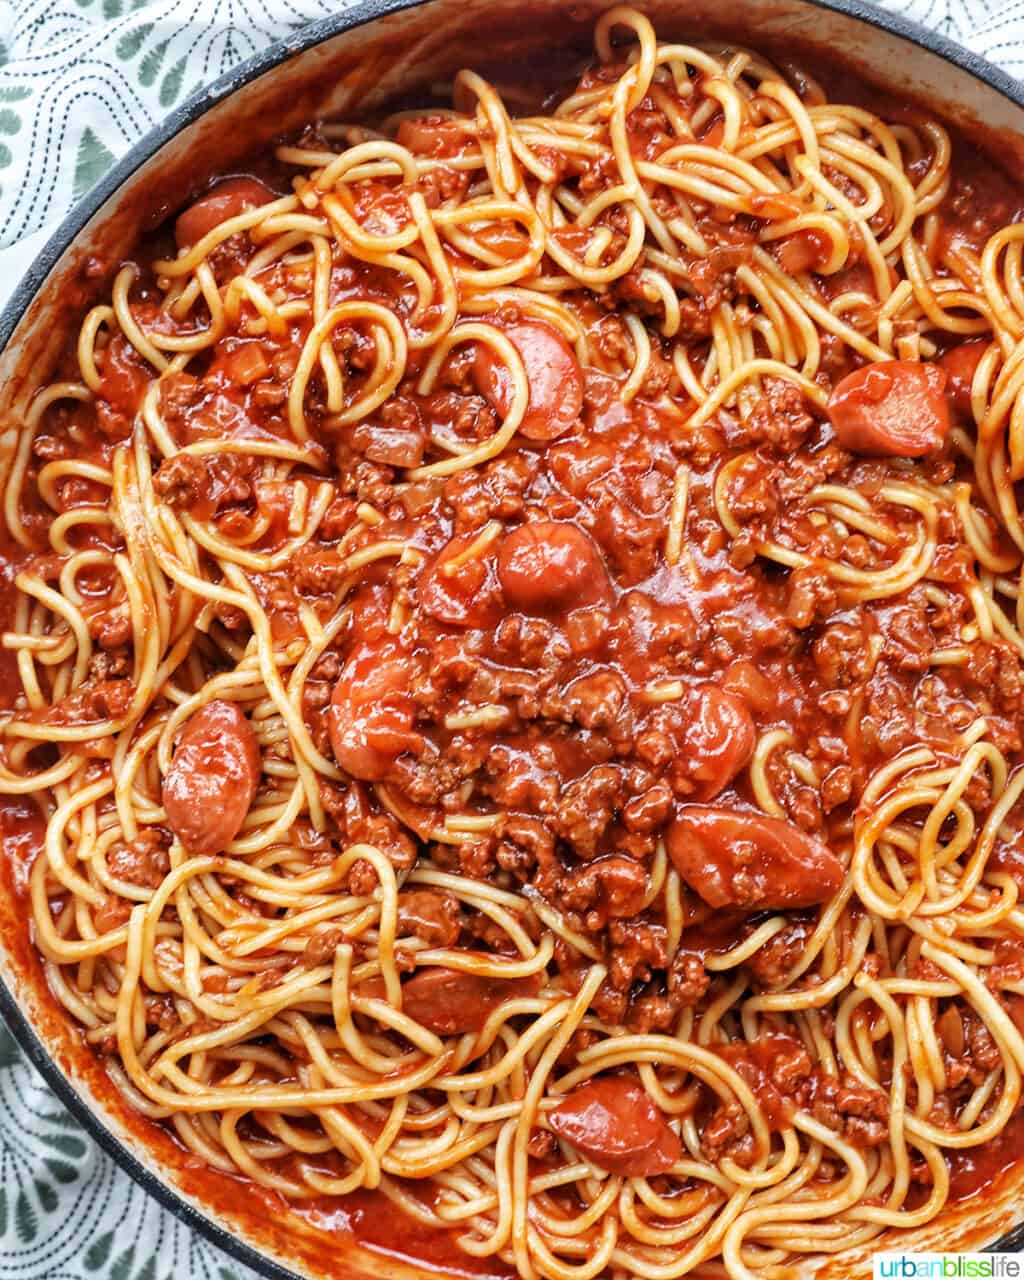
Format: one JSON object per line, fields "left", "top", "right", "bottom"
{"left": 947, "top": 1108, "right": 1024, "bottom": 1204}
{"left": 295, "top": 1189, "right": 511, "bottom": 1279}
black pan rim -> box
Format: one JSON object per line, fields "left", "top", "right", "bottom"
{"left": 1, "top": 0, "right": 1023, "bottom": 1271}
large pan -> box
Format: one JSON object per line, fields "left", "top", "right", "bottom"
{"left": 0, "top": 2, "right": 1022, "bottom": 1276}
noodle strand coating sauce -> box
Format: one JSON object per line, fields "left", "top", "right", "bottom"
{"left": 162, "top": 700, "right": 260, "bottom": 855}
{"left": 547, "top": 1075, "right": 681, "bottom": 1177}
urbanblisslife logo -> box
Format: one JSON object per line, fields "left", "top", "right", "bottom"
{"left": 874, "top": 1256, "right": 1024, "bottom": 1278}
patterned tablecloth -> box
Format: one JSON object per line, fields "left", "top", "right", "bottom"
{"left": 0, "top": 0, "right": 1022, "bottom": 1277}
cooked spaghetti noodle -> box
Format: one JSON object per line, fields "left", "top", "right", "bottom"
{"left": 5, "top": 8, "right": 1024, "bottom": 1278}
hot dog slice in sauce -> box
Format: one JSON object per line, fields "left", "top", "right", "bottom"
{"left": 328, "top": 640, "right": 422, "bottom": 782}
{"left": 474, "top": 320, "right": 584, "bottom": 441}
{"left": 497, "top": 520, "right": 612, "bottom": 614}
{"left": 399, "top": 965, "right": 543, "bottom": 1036}
{"left": 418, "top": 530, "right": 505, "bottom": 628}
{"left": 938, "top": 340, "right": 988, "bottom": 417}
{"left": 667, "top": 806, "right": 844, "bottom": 910}
{"left": 162, "top": 700, "right": 260, "bottom": 856}
{"left": 547, "top": 1075, "right": 681, "bottom": 1177}
{"left": 683, "top": 684, "right": 755, "bottom": 800}
{"left": 827, "top": 360, "right": 949, "bottom": 457}
{"left": 175, "top": 177, "right": 276, "bottom": 248}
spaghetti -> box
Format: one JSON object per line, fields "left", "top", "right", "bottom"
{"left": 4, "top": 8, "right": 1024, "bottom": 1277}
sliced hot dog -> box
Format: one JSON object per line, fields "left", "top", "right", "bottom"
{"left": 827, "top": 360, "right": 949, "bottom": 457}
{"left": 497, "top": 520, "right": 612, "bottom": 614}
{"left": 474, "top": 320, "right": 583, "bottom": 442}
{"left": 175, "top": 177, "right": 275, "bottom": 249}
{"left": 666, "top": 806, "right": 844, "bottom": 910}
{"left": 418, "top": 530, "right": 504, "bottom": 628}
{"left": 329, "top": 640, "right": 422, "bottom": 782}
{"left": 682, "top": 684, "right": 755, "bottom": 800}
{"left": 162, "top": 700, "right": 260, "bottom": 855}
{"left": 400, "top": 964, "right": 543, "bottom": 1035}
{"left": 937, "top": 339, "right": 987, "bottom": 417}
{"left": 547, "top": 1075, "right": 681, "bottom": 1177}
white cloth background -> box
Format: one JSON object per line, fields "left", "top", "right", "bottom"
{"left": 0, "top": 0, "right": 1020, "bottom": 1276}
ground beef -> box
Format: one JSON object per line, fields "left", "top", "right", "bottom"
{"left": 397, "top": 889, "right": 461, "bottom": 946}
{"left": 809, "top": 1076, "right": 889, "bottom": 1147}
{"left": 686, "top": 241, "right": 754, "bottom": 308}
{"left": 549, "top": 766, "right": 624, "bottom": 858}
{"left": 159, "top": 373, "right": 204, "bottom": 432}
{"left": 108, "top": 828, "right": 171, "bottom": 889}
{"left": 93, "top": 893, "right": 132, "bottom": 933}
{"left": 744, "top": 916, "right": 814, "bottom": 987}
{"left": 419, "top": 165, "right": 470, "bottom": 209}
{"left": 335, "top": 453, "right": 397, "bottom": 509}
{"left": 558, "top": 854, "right": 648, "bottom": 928}
{"left": 812, "top": 620, "right": 872, "bottom": 687}
{"left": 88, "top": 648, "right": 132, "bottom": 681}
{"left": 701, "top": 1099, "right": 752, "bottom": 1163}
{"left": 293, "top": 544, "right": 346, "bottom": 596}
{"left": 622, "top": 782, "right": 673, "bottom": 833}
{"left": 608, "top": 266, "right": 662, "bottom": 318}
{"left": 668, "top": 949, "right": 710, "bottom": 1003}
{"left": 494, "top": 814, "right": 556, "bottom": 879}
{"left": 319, "top": 781, "right": 417, "bottom": 870}
{"left": 821, "top": 765, "right": 854, "bottom": 811}
{"left": 152, "top": 450, "right": 207, "bottom": 509}
{"left": 563, "top": 670, "right": 629, "bottom": 731}
{"left": 726, "top": 453, "right": 778, "bottom": 525}
{"left": 335, "top": 326, "right": 377, "bottom": 373}
{"left": 786, "top": 566, "right": 838, "bottom": 629}
{"left": 303, "top": 925, "right": 346, "bottom": 967}
{"left": 737, "top": 378, "right": 815, "bottom": 450}
{"left": 640, "top": 344, "right": 673, "bottom": 399}
{"left": 45, "top": 679, "right": 135, "bottom": 725}
{"left": 87, "top": 608, "right": 132, "bottom": 651}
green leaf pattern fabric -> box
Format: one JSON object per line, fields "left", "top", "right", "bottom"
{"left": 0, "top": 1021, "right": 257, "bottom": 1278}
{"left": 0, "top": 0, "right": 1021, "bottom": 1274}
{"left": 0, "top": 0, "right": 350, "bottom": 299}
{"left": 0, "top": 1018, "right": 259, "bottom": 1280}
